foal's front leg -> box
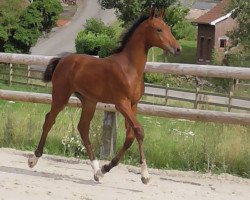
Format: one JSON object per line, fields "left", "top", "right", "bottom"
{"left": 101, "top": 119, "right": 135, "bottom": 173}
{"left": 101, "top": 102, "right": 150, "bottom": 184}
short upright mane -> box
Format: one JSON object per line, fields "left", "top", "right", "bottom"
{"left": 113, "top": 16, "right": 149, "bottom": 54}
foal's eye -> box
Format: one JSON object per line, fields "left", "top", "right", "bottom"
{"left": 157, "top": 28, "right": 162, "bottom": 33}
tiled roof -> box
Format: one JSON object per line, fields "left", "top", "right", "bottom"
{"left": 194, "top": 0, "right": 231, "bottom": 24}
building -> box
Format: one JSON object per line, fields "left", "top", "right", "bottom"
{"left": 194, "top": 0, "right": 236, "bottom": 64}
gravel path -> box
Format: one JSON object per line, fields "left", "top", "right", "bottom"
{"left": 0, "top": 148, "right": 249, "bottom": 200}
{"left": 30, "top": 0, "right": 116, "bottom": 56}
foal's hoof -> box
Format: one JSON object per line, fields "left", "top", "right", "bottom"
{"left": 141, "top": 177, "right": 150, "bottom": 184}
{"left": 28, "top": 155, "right": 39, "bottom": 168}
{"left": 94, "top": 169, "right": 104, "bottom": 182}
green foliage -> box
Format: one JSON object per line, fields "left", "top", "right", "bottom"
{"left": 0, "top": 27, "right": 8, "bottom": 51}
{"left": 164, "top": 5, "right": 197, "bottom": 40}
{"left": 98, "top": 0, "right": 177, "bottom": 26}
{"left": 3, "top": 114, "right": 14, "bottom": 144}
{"left": 0, "top": 0, "right": 62, "bottom": 53}
{"left": 75, "top": 18, "right": 118, "bottom": 57}
{"left": 209, "top": 49, "right": 232, "bottom": 92}
{"left": 226, "top": 0, "right": 250, "bottom": 65}
{"left": 84, "top": 18, "right": 116, "bottom": 38}
{"left": 227, "top": 0, "right": 250, "bottom": 50}
{"left": 144, "top": 73, "right": 166, "bottom": 85}
{"left": 164, "top": 5, "right": 189, "bottom": 28}
{"left": 171, "top": 20, "right": 197, "bottom": 40}
{"left": 98, "top": 0, "right": 194, "bottom": 41}
{"left": 33, "top": 0, "right": 63, "bottom": 33}
{"left": 226, "top": 51, "right": 250, "bottom": 68}
{"left": 62, "top": 134, "right": 86, "bottom": 157}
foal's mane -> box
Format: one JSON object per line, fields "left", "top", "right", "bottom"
{"left": 113, "top": 16, "right": 149, "bottom": 54}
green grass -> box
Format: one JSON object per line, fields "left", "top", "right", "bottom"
{"left": 147, "top": 40, "right": 197, "bottom": 64}
{"left": 116, "top": 115, "right": 250, "bottom": 178}
{"left": 0, "top": 99, "right": 249, "bottom": 178}
{"left": 0, "top": 100, "right": 103, "bottom": 157}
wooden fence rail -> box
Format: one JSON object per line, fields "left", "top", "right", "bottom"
{"left": 1, "top": 90, "right": 250, "bottom": 126}
{"left": 1, "top": 53, "right": 250, "bottom": 79}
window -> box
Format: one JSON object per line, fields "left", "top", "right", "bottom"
{"left": 220, "top": 39, "right": 227, "bottom": 48}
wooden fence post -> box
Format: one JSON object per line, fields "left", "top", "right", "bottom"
{"left": 27, "top": 65, "right": 31, "bottom": 85}
{"left": 194, "top": 87, "right": 200, "bottom": 109}
{"left": 232, "top": 79, "right": 240, "bottom": 91}
{"left": 9, "top": 63, "right": 13, "bottom": 86}
{"left": 165, "top": 84, "right": 169, "bottom": 105}
{"left": 228, "top": 91, "right": 233, "bottom": 112}
{"left": 100, "top": 111, "right": 117, "bottom": 159}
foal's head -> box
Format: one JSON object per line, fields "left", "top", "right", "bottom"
{"left": 143, "top": 8, "right": 181, "bottom": 55}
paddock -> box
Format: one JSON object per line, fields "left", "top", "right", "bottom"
{"left": 0, "top": 148, "right": 249, "bottom": 200}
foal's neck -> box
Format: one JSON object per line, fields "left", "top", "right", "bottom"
{"left": 122, "top": 29, "right": 149, "bottom": 77}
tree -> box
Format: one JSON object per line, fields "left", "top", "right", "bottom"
{"left": 226, "top": 0, "right": 250, "bottom": 67}
{"left": 98, "top": 0, "right": 194, "bottom": 40}
{"left": 227, "top": 0, "right": 250, "bottom": 50}
{"left": 33, "top": 0, "right": 63, "bottom": 33}
{"left": 0, "top": 0, "right": 62, "bottom": 53}
{"left": 98, "top": 0, "right": 177, "bottom": 26}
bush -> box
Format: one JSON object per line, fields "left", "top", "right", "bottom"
{"left": 75, "top": 31, "right": 117, "bottom": 57}
{"left": 172, "top": 20, "right": 197, "bottom": 40}
{"left": 226, "top": 51, "right": 250, "bottom": 67}
{"left": 75, "top": 18, "right": 118, "bottom": 57}
{"left": 84, "top": 18, "right": 116, "bottom": 38}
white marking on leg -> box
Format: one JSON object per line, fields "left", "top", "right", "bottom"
{"left": 28, "top": 154, "right": 39, "bottom": 168}
{"left": 141, "top": 161, "right": 149, "bottom": 179}
{"left": 91, "top": 160, "right": 104, "bottom": 181}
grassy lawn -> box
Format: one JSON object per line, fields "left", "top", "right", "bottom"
{"left": 147, "top": 40, "right": 197, "bottom": 64}
{"left": 117, "top": 115, "right": 250, "bottom": 178}
{"left": 0, "top": 84, "right": 249, "bottom": 178}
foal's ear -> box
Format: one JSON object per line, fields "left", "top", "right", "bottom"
{"left": 149, "top": 7, "right": 156, "bottom": 19}
{"left": 159, "top": 8, "right": 165, "bottom": 19}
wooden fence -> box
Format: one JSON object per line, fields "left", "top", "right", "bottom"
{"left": 0, "top": 53, "right": 250, "bottom": 158}
{"left": 1, "top": 53, "right": 250, "bottom": 112}
{"left": 144, "top": 83, "right": 250, "bottom": 112}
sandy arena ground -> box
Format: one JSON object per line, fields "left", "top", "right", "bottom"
{"left": 0, "top": 148, "right": 249, "bottom": 200}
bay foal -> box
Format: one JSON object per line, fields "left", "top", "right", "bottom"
{"left": 28, "top": 8, "right": 181, "bottom": 184}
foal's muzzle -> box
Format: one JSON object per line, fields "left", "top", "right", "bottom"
{"left": 165, "top": 45, "right": 182, "bottom": 56}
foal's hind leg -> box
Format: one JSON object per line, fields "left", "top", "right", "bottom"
{"left": 28, "top": 89, "right": 71, "bottom": 168}
{"left": 77, "top": 97, "right": 103, "bottom": 181}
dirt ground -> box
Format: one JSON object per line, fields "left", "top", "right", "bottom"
{"left": 0, "top": 148, "right": 249, "bottom": 200}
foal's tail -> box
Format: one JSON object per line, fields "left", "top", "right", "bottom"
{"left": 43, "top": 57, "right": 61, "bottom": 82}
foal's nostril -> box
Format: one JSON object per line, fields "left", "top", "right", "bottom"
{"left": 176, "top": 47, "right": 181, "bottom": 55}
